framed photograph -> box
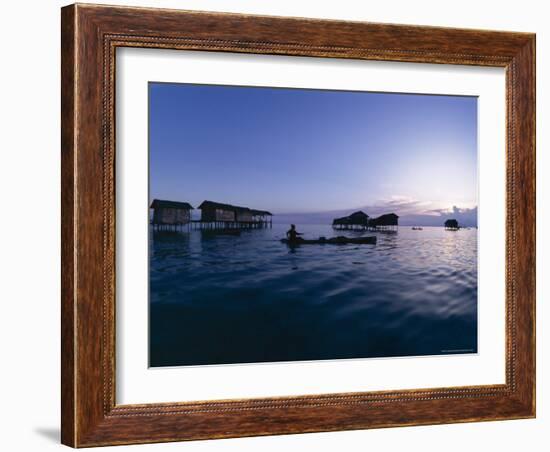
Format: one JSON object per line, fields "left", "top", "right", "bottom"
{"left": 61, "top": 3, "right": 535, "bottom": 447}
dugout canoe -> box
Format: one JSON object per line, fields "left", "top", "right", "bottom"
{"left": 281, "top": 236, "right": 376, "bottom": 245}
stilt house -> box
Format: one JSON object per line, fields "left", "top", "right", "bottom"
{"left": 150, "top": 199, "right": 193, "bottom": 225}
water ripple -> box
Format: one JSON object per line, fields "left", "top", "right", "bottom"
{"left": 149, "top": 225, "right": 477, "bottom": 366}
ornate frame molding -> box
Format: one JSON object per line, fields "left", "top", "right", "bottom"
{"left": 62, "top": 4, "right": 535, "bottom": 447}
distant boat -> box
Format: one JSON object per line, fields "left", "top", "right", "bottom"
{"left": 412, "top": 227, "right": 423, "bottom": 230}
{"left": 281, "top": 236, "right": 376, "bottom": 245}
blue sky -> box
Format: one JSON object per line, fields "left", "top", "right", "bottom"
{"left": 149, "top": 82, "right": 477, "bottom": 225}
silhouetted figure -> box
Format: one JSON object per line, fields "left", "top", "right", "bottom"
{"left": 286, "top": 224, "right": 304, "bottom": 242}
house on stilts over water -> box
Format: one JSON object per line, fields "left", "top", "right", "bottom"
{"left": 332, "top": 211, "right": 370, "bottom": 231}
{"left": 150, "top": 199, "right": 193, "bottom": 231}
{"left": 332, "top": 211, "right": 399, "bottom": 231}
{"left": 444, "top": 219, "right": 460, "bottom": 230}
{"left": 369, "top": 213, "right": 399, "bottom": 231}
{"left": 196, "top": 200, "right": 272, "bottom": 229}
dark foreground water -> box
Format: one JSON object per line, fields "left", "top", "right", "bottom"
{"left": 149, "top": 224, "right": 477, "bottom": 367}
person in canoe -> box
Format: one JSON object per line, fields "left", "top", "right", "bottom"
{"left": 286, "top": 224, "right": 304, "bottom": 243}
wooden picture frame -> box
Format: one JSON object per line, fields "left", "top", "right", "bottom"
{"left": 61, "top": 3, "right": 535, "bottom": 447}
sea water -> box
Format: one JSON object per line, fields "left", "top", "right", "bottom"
{"left": 149, "top": 224, "right": 477, "bottom": 367}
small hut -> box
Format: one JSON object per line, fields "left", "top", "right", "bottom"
{"left": 150, "top": 199, "right": 193, "bottom": 229}
{"left": 333, "top": 211, "right": 370, "bottom": 230}
{"left": 444, "top": 219, "right": 459, "bottom": 230}
{"left": 198, "top": 201, "right": 236, "bottom": 222}
{"left": 198, "top": 201, "right": 273, "bottom": 229}
{"left": 369, "top": 213, "right": 399, "bottom": 231}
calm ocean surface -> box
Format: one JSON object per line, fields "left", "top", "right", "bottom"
{"left": 149, "top": 224, "right": 477, "bottom": 367}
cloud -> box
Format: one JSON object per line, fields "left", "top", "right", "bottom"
{"left": 370, "top": 196, "right": 434, "bottom": 216}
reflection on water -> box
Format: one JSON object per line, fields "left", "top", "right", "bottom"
{"left": 149, "top": 224, "right": 477, "bottom": 367}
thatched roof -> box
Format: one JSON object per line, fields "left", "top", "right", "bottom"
{"left": 150, "top": 199, "right": 193, "bottom": 210}
{"left": 333, "top": 210, "right": 370, "bottom": 225}
{"left": 370, "top": 213, "right": 399, "bottom": 226}
{"left": 250, "top": 209, "right": 273, "bottom": 216}
{"left": 198, "top": 200, "right": 272, "bottom": 216}
{"left": 198, "top": 200, "right": 246, "bottom": 212}
{"left": 445, "top": 219, "right": 459, "bottom": 228}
